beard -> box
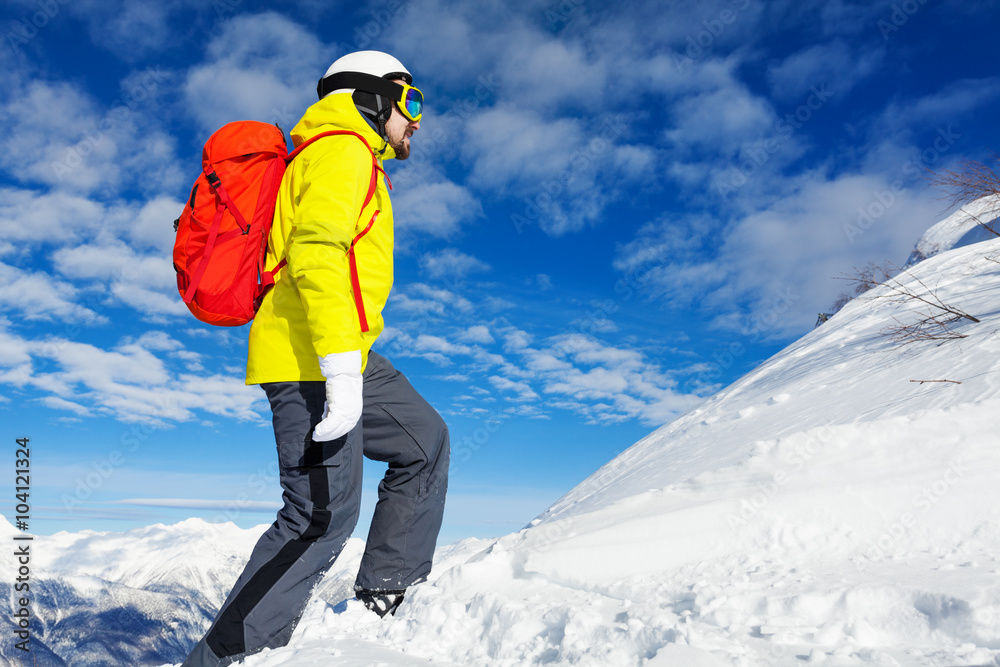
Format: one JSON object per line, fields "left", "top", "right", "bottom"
{"left": 388, "top": 131, "right": 410, "bottom": 160}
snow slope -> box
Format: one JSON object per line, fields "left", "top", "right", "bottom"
{"left": 229, "top": 237, "right": 1000, "bottom": 665}
{"left": 906, "top": 195, "right": 1000, "bottom": 265}
{"left": 5, "top": 235, "right": 1000, "bottom": 666}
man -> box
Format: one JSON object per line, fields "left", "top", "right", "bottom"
{"left": 182, "top": 51, "right": 449, "bottom": 667}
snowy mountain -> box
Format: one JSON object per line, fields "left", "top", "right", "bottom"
{"left": 906, "top": 195, "right": 1000, "bottom": 266}
{"left": 0, "top": 517, "right": 260, "bottom": 666}
{"left": 5, "top": 228, "right": 1000, "bottom": 666}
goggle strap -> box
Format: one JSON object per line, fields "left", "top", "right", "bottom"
{"left": 318, "top": 72, "right": 405, "bottom": 102}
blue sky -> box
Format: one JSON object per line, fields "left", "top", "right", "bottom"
{"left": 2, "top": 0, "right": 999, "bottom": 544}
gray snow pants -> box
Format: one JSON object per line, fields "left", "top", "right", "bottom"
{"left": 182, "top": 352, "right": 449, "bottom": 666}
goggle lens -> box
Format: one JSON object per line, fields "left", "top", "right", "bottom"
{"left": 403, "top": 87, "right": 423, "bottom": 121}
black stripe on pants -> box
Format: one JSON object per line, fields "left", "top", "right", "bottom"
{"left": 207, "top": 411, "right": 336, "bottom": 657}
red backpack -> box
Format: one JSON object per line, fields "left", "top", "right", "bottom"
{"left": 173, "top": 121, "right": 382, "bottom": 327}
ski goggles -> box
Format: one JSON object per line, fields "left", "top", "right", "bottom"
{"left": 395, "top": 83, "right": 423, "bottom": 122}
{"left": 318, "top": 72, "right": 423, "bottom": 122}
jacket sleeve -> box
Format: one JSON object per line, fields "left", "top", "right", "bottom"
{"left": 285, "top": 136, "right": 372, "bottom": 358}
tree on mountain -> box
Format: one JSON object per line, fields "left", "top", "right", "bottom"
{"left": 933, "top": 155, "right": 1000, "bottom": 240}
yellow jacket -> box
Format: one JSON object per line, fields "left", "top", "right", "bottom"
{"left": 246, "top": 93, "right": 395, "bottom": 383}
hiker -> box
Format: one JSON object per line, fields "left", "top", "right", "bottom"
{"left": 182, "top": 50, "right": 450, "bottom": 666}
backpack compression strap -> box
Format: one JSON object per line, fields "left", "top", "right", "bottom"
{"left": 183, "top": 163, "right": 278, "bottom": 305}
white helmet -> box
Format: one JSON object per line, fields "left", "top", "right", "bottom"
{"left": 318, "top": 50, "right": 412, "bottom": 98}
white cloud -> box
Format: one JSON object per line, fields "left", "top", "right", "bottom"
{"left": 128, "top": 196, "right": 186, "bottom": 251}
{"left": 413, "top": 334, "right": 476, "bottom": 360}
{"left": 464, "top": 105, "right": 582, "bottom": 190}
{"left": 0, "top": 322, "right": 32, "bottom": 367}
{"left": 391, "top": 168, "right": 482, "bottom": 238}
{"left": 420, "top": 249, "right": 490, "bottom": 279}
{"left": 128, "top": 331, "right": 184, "bottom": 352}
{"left": 389, "top": 293, "right": 448, "bottom": 318}
{"left": 503, "top": 328, "right": 533, "bottom": 352}
{"left": 0, "top": 68, "right": 180, "bottom": 195}
{"left": 496, "top": 35, "right": 610, "bottom": 113}
{"left": 0, "top": 189, "right": 108, "bottom": 244}
{"left": 14, "top": 333, "right": 265, "bottom": 425}
{"left": 666, "top": 84, "right": 775, "bottom": 156}
{"left": 383, "top": 0, "right": 764, "bottom": 237}
{"left": 52, "top": 242, "right": 184, "bottom": 320}
{"left": 385, "top": 0, "right": 517, "bottom": 92}
{"left": 112, "top": 285, "right": 191, "bottom": 320}
{"left": 389, "top": 308, "right": 699, "bottom": 425}
{"left": 53, "top": 243, "right": 167, "bottom": 286}
{"left": 182, "top": 12, "right": 328, "bottom": 133}
{"left": 499, "top": 333, "right": 698, "bottom": 425}
{"left": 114, "top": 498, "right": 281, "bottom": 511}
{"left": 67, "top": 0, "right": 203, "bottom": 60}
{"left": 457, "top": 325, "right": 494, "bottom": 345}
{"left": 0, "top": 263, "right": 107, "bottom": 324}
{"left": 534, "top": 275, "right": 553, "bottom": 291}
{"left": 767, "top": 41, "right": 884, "bottom": 102}
{"left": 410, "top": 284, "right": 474, "bottom": 311}
{"left": 617, "top": 171, "right": 943, "bottom": 336}
{"left": 462, "top": 106, "right": 633, "bottom": 235}
{"left": 871, "top": 78, "right": 1000, "bottom": 147}
{"left": 41, "top": 396, "right": 92, "bottom": 416}
{"left": 489, "top": 375, "right": 539, "bottom": 402}
{"left": 521, "top": 349, "right": 573, "bottom": 373}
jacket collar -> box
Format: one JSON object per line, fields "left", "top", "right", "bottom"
{"left": 290, "top": 93, "right": 396, "bottom": 161}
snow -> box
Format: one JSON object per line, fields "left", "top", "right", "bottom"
{"left": 37, "top": 518, "right": 263, "bottom": 609}
{"left": 907, "top": 195, "right": 1000, "bottom": 265}
{"left": 7, "top": 226, "right": 1000, "bottom": 666}
{"left": 223, "top": 236, "right": 1000, "bottom": 664}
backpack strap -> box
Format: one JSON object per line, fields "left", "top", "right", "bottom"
{"left": 205, "top": 170, "right": 251, "bottom": 232}
{"left": 182, "top": 199, "right": 226, "bottom": 304}
{"left": 257, "top": 130, "right": 385, "bottom": 332}
{"left": 347, "top": 209, "right": 379, "bottom": 332}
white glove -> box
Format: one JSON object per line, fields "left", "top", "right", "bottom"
{"left": 313, "top": 350, "right": 363, "bottom": 442}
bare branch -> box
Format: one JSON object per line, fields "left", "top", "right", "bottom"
{"left": 932, "top": 156, "right": 1000, "bottom": 238}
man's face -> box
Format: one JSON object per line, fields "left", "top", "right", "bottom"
{"left": 385, "top": 79, "right": 420, "bottom": 160}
